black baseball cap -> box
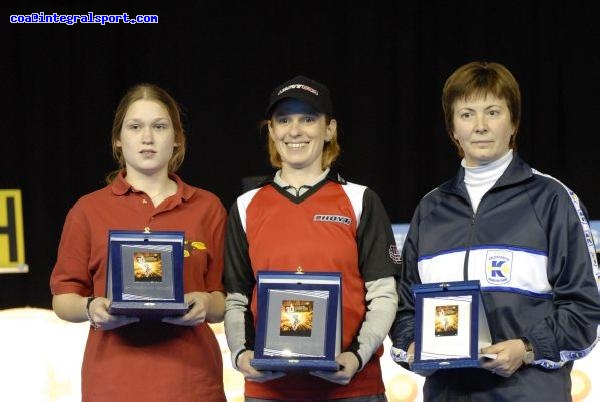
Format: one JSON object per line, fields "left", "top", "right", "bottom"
{"left": 265, "top": 75, "right": 333, "bottom": 118}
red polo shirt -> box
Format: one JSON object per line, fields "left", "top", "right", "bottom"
{"left": 50, "top": 172, "right": 227, "bottom": 402}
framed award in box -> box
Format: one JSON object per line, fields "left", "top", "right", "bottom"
{"left": 412, "top": 280, "right": 495, "bottom": 371}
{"left": 250, "top": 270, "right": 342, "bottom": 372}
{"left": 106, "top": 230, "right": 188, "bottom": 318}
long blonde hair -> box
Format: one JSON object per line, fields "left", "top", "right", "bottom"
{"left": 106, "top": 83, "right": 186, "bottom": 183}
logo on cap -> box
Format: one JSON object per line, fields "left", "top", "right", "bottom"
{"left": 278, "top": 84, "right": 319, "bottom": 96}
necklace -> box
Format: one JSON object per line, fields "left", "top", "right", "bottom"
{"left": 149, "top": 188, "right": 169, "bottom": 200}
{"left": 148, "top": 182, "right": 176, "bottom": 205}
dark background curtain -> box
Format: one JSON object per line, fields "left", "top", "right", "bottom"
{"left": 2, "top": 0, "right": 599, "bottom": 308}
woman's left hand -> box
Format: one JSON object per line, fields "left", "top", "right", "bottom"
{"left": 479, "top": 339, "right": 527, "bottom": 377}
{"left": 162, "top": 292, "right": 210, "bottom": 326}
{"left": 310, "top": 352, "right": 360, "bottom": 385}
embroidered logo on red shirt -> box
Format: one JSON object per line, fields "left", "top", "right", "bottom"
{"left": 313, "top": 214, "right": 352, "bottom": 225}
{"left": 183, "top": 241, "right": 207, "bottom": 257}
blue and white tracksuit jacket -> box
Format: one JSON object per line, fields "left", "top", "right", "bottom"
{"left": 390, "top": 154, "right": 600, "bottom": 401}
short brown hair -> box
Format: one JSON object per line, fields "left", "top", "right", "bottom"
{"left": 442, "top": 61, "right": 521, "bottom": 156}
{"left": 106, "top": 83, "right": 186, "bottom": 183}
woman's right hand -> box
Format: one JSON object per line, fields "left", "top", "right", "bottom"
{"left": 87, "top": 296, "right": 139, "bottom": 330}
{"left": 236, "top": 350, "right": 286, "bottom": 382}
{"left": 407, "top": 342, "right": 437, "bottom": 377}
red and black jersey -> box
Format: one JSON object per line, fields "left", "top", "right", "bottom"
{"left": 224, "top": 171, "right": 399, "bottom": 400}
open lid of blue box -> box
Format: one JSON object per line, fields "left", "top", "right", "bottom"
{"left": 412, "top": 280, "right": 494, "bottom": 371}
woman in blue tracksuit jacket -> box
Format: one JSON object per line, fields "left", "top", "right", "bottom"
{"left": 389, "top": 61, "right": 600, "bottom": 401}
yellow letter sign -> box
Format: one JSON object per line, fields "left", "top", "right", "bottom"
{"left": 0, "top": 189, "right": 28, "bottom": 273}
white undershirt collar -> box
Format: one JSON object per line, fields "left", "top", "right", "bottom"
{"left": 274, "top": 168, "right": 330, "bottom": 197}
{"left": 462, "top": 150, "right": 513, "bottom": 212}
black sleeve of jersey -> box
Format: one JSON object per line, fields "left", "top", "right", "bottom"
{"left": 223, "top": 202, "right": 255, "bottom": 296}
{"left": 357, "top": 188, "right": 401, "bottom": 282}
{"left": 223, "top": 202, "right": 257, "bottom": 350}
{"left": 389, "top": 202, "right": 422, "bottom": 354}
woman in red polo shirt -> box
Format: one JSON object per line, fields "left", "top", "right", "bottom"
{"left": 50, "top": 83, "right": 227, "bottom": 402}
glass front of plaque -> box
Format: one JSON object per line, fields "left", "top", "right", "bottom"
{"left": 106, "top": 230, "right": 188, "bottom": 318}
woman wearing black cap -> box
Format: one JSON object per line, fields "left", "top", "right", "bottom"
{"left": 223, "top": 76, "right": 401, "bottom": 401}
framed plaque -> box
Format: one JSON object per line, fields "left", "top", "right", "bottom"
{"left": 412, "top": 280, "right": 495, "bottom": 371}
{"left": 106, "top": 230, "right": 188, "bottom": 318}
{"left": 251, "top": 270, "right": 342, "bottom": 371}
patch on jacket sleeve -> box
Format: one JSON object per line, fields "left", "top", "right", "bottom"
{"left": 389, "top": 244, "right": 402, "bottom": 264}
